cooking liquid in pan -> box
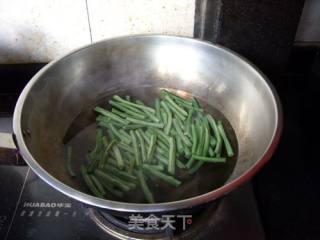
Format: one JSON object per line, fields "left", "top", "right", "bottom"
{"left": 65, "top": 87, "right": 238, "bottom": 203}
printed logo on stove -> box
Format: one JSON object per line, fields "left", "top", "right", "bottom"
{"left": 22, "top": 202, "right": 72, "bottom": 208}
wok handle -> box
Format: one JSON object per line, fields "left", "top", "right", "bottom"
{"left": 0, "top": 132, "right": 26, "bottom": 165}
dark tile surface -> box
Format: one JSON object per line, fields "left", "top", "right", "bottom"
{"left": 0, "top": 167, "right": 109, "bottom": 240}
{"left": 253, "top": 47, "right": 320, "bottom": 239}
{"left": 0, "top": 166, "right": 264, "bottom": 240}
{"left": 0, "top": 166, "right": 29, "bottom": 240}
{"left": 0, "top": 64, "right": 46, "bottom": 115}
{"left": 194, "top": 0, "right": 305, "bottom": 85}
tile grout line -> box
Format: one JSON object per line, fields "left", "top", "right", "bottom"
{"left": 85, "top": 0, "right": 93, "bottom": 43}
{"left": 4, "top": 167, "right": 30, "bottom": 240}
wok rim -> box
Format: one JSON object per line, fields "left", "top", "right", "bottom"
{"left": 13, "top": 34, "right": 283, "bottom": 213}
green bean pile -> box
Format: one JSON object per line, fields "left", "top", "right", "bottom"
{"left": 66, "top": 90, "right": 234, "bottom": 203}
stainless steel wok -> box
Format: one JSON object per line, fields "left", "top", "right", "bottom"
{"left": 2, "top": 35, "right": 282, "bottom": 213}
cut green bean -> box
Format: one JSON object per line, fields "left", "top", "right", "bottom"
{"left": 115, "top": 101, "right": 145, "bottom": 115}
{"left": 135, "top": 130, "right": 147, "bottom": 163}
{"left": 89, "top": 128, "right": 104, "bottom": 159}
{"left": 65, "top": 145, "right": 76, "bottom": 177}
{"left": 81, "top": 166, "right": 104, "bottom": 198}
{"left": 95, "top": 169, "right": 131, "bottom": 192}
{"left": 191, "top": 124, "right": 197, "bottom": 154}
{"left": 119, "top": 129, "right": 131, "bottom": 140}
{"left": 162, "top": 90, "right": 203, "bottom": 112}
{"left": 206, "top": 115, "right": 222, "bottom": 154}
{"left": 208, "top": 146, "right": 215, "bottom": 157}
{"left": 178, "top": 100, "right": 203, "bottom": 112}
{"left": 144, "top": 129, "right": 152, "bottom": 137}
{"left": 108, "top": 123, "right": 131, "bottom": 144}
{"left": 164, "top": 95, "right": 188, "bottom": 117}
{"left": 161, "top": 90, "right": 193, "bottom": 106}
{"left": 94, "top": 175, "right": 124, "bottom": 198}
{"left": 210, "top": 137, "right": 217, "bottom": 147}
{"left": 95, "top": 107, "right": 129, "bottom": 125}
{"left": 155, "top": 152, "right": 168, "bottom": 165}
{"left": 109, "top": 100, "right": 146, "bottom": 120}
{"left": 175, "top": 134, "right": 184, "bottom": 154}
{"left": 160, "top": 108, "right": 168, "bottom": 125}
{"left": 86, "top": 153, "right": 99, "bottom": 173}
{"left": 130, "top": 130, "right": 141, "bottom": 166}
{"left": 136, "top": 100, "right": 160, "bottom": 123}
{"left": 110, "top": 151, "right": 130, "bottom": 166}
{"left": 137, "top": 129, "right": 150, "bottom": 145}
{"left": 113, "top": 95, "right": 155, "bottom": 113}
{"left": 96, "top": 115, "right": 124, "bottom": 128}
{"left": 202, "top": 124, "right": 210, "bottom": 156}
{"left": 217, "top": 121, "right": 234, "bottom": 157}
{"left": 184, "top": 145, "right": 191, "bottom": 158}
{"left": 102, "top": 136, "right": 108, "bottom": 146}
{"left": 186, "top": 109, "right": 193, "bottom": 137}
{"left": 117, "top": 142, "right": 134, "bottom": 154}
{"left": 105, "top": 157, "right": 118, "bottom": 168}
{"left": 142, "top": 165, "right": 181, "bottom": 187}
{"left": 126, "top": 117, "right": 164, "bottom": 128}
{"left": 107, "top": 129, "right": 114, "bottom": 140}
{"left": 175, "top": 115, "right": 185, "bottom": 131}
{"left": 187, "top": 120, "right": 203, "bottom": 169}
{"left": 165, "top": 101, "right": 186, "bottom": 121}
{"left": 172, "top": 118, "right": 192, "bottom": 147}
{"left": 195, "top": 122, "right": 205, "bottom": 155}
{"left": 147, "top": 133, "right": 157, "bottom": 163}
{"left": 87, "top": 129, "right": 104, "bottom": 173}
{"left": 168, "top": 137, "right": 176, "bottom": 175}
{"left": 98, "top": 120, "right": 113, "bottom": 129}
{"left": 192, "top": 155, "right": 226, "bottom": 163}
{"left": 160, "top": 101, "right": 173, "bottom": 135}
{"left": 137, "top": 170, "right": 155, "bottom": 203}
{"left": 188, "top": 161, "right": 204, "bottom": 175}
{"left": 111, "top": 108, "right": 127, "bottom": 118}
{"left": 157, "top": 140, "right": 169, "bottom": 152}
{"left": 186, "top": 157, "right": 194, "bottom": 169}
{"left": 155, "top": 98, "right": 161, "bottom": 119}
{"left": 170, "top": 128, "right": 176, "bottom": 136}
{"left": 215, "top": 137, "right": 222, "bottom": 156}
{"left": 100, "top": 139, "right": 117, "bottom": 169}
{"left": 122, "top": 124, "right": 144, "bottom": 130}
{"left": 96, "top": 115, "right": 109, "bottom": 123}
{"left": 161, "top": 90, "right": 203, "bottom": 113}
{"left": 156, "top": 146, "right": 167, "bottom": 156}
{"left": 107, "top": 172, "right": 136, "bottom": 189}
{"left": 127, "top": 152, "right": 135, "bottom": 173}
{"left": 186, "top": 124, "right": 197, "bottom": 169}
{"left": 91, "top": 175, "right": 106, "bottom": 196}
{"left": 152, "top": 128, "right": 170, "bottom": 145}
{"left": 104, "top": 165, "right": 137, "bottom": 182}
{"left": 191, "top": 96, "right": 200, "bottom": 109}
{"left": 112, "top": 145, "right": 125, "bottom": 169}
{"left": 176, "top": 159, "right": 186, "bottom": 169}
{"left": 143, "top": 164, "right": 165, "bottom": 171}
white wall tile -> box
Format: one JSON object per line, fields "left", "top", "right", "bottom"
{"left": 0, "top": 0, "right": 195, "bottom": 63}
{"left": 0, "top": 0, "right": 91, "bottom": 63}
{"left": 87, "top": 0, "right": 195, "bottom": 42}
